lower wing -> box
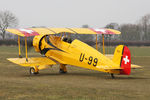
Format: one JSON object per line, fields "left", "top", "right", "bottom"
{"left": 7, "top": 57, "right": 56, "bottom": 67}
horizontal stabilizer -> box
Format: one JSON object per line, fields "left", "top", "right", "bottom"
{"left": 131, "top": 64, "right": 142, "bottom": 69}
{"left": 7, "top": 57, "right": 56, "bottom": 67}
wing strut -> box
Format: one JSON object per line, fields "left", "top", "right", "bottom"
{"left": 102, "top": 34, "right": 105, "bottom": 55}
{"left": 25, "top": 37, "right": 28, "bottom": 62}
{"left": 96, "top": 34, "right": 98, "bottom": 50}
{"left": 18, "top": 36, "right": 22, "bottom": 58}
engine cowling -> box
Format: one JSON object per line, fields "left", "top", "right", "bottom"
{"left": 33, "top": 35, "right": 46, "bottom": 52}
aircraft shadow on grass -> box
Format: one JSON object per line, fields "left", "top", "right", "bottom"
{"left": 21, "top": 72, "right": 148, "bottom": 80}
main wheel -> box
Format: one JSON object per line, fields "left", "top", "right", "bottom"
{"left": 30, "top": 67, "right": 39, "bottom": 75}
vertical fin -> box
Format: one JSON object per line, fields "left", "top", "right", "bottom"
{"left": 113, "top": 45, "right": 131, "bottom": 75}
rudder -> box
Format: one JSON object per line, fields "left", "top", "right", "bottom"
{"left": 113, "top": 45, "right": 131, "bottom": 75}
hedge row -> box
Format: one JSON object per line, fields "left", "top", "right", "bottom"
{"left": 0, "top": 39, "right": 150, "bottom": 46}
{"left": 86, "top": 40, "right": 150, "bottom": 46}
{"left": 0, "top": 39, "right": 32, "bottom": 46}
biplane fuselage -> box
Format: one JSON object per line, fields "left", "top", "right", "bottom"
{"left": 33, "top": 35, "right": 122, "bottom": 74}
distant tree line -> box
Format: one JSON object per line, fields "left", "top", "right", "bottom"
{"left": 105, "top": 14, "right": 150, "bottom": 42}
{"left": 79, "top": 14, "right": 150, "bottom": 46}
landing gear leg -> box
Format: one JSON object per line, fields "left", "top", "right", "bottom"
{"left": 59, "top": 64, "right": 67, "bottom": 74}
{"left": 111, "top": 73, "right": 115, "bottom": 79}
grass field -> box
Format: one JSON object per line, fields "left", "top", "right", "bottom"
{"left": 0, "top": 46, "right": 150, "bottom": 100}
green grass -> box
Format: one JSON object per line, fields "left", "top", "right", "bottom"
{"left": 0, "top": 46, "right": 150, "bottom": 100}
{"left": 97, "top": 46, "right": 150, "bottom": 57}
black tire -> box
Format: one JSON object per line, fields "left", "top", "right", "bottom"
{"left": 30, "top": 67, "right": 39, "bottom": 75}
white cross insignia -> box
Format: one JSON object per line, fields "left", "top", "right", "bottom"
{"left": 94, "top": 29, "right": 106, "bottom": 33}
{"left": 19, "top": 29, "right": 34, "bottom": 34}
{"left": 123, "top": 56, "right": 130, "bottom": 64}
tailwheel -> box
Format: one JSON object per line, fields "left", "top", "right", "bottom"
{"left": 111, "top": 73, "right": 115, "bottom": 79}
{"left": 30, "top": 67, "right": 39, "bottom": 75}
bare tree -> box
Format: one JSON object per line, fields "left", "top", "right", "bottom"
{"left": 80, "top": 24, "right": 94, "bottom": 42}
{"left": 0, "top": 10, "right": 18, "bottom": 39}
{"left": 105, "top": 23, "right": 119, "bottom": 30}
{"left": 138, "top": 14, "right": 150, "bottom": 40}
{"left": 82, "top": 24, "right": 89, "bottom": 28}
{"left": 105, "top": 23, "right": 120, "bottom": 40}
{"left": 120, "top": 24, "right": 141, "bottom": 41}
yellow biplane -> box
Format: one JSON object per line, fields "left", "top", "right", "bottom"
{"left": 6, "top": 28, "right": 141, "bottom": 78}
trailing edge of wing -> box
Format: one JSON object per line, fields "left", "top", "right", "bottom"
{"left": 7, "top": 57, "right": 56, "bottom": 67}
{"left": 6, "top": 28, "right": 121, "bottom": 37}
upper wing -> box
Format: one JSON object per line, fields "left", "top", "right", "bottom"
{"left": 6, "top": 28, "right": 121, "bottom": 37}
{"left": 7, "top": 57, "right": 56, "bottom": 67}
{"left": 49, "top": 28, "right": 121, "bottom": 35}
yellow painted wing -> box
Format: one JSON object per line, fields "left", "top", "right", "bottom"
{"left": 7, "top": 57, "right": 56, "bottom": 67}
{"left": 6, "top": 28, "right": 121, "bottom": 37}
{"left": 47, "top": 28, "right": 121, "bottom": 34}
{"left": 48, "top": 28, "right": 96, "bottom": 34}
{"left": 6, "top": 28, "right": 55, "bottom": 37}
